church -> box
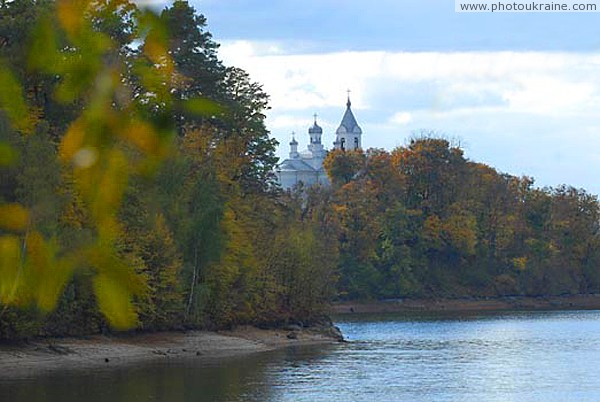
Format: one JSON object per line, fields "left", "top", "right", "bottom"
{"left": 276, "top": 96, "right": 363, "bottom": 189}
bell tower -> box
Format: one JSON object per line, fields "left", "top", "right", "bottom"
{"left": 334, "top": 92, "right": 362, "bottom": 151}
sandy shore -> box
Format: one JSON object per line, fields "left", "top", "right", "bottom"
{"left": 0, "top": 326, "right": 341, "bottom": 379}
{"left": 331, "top": 294, "right": 600, "bottom": 315}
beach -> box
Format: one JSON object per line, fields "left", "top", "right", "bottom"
{"left": 0, "top": 326, "right": 341, "bottom": 379}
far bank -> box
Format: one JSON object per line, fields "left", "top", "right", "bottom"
{"left": 331, "top": 294, "right": 600, "bottom": 315}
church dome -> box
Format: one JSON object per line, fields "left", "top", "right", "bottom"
{"left": 308, "top": 115, "right": 322, "bottom": 134}
{"left": 309, "top": 122, "right": 322, "bottom": 134}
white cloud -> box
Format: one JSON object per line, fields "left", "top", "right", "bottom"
{"left": 389, "top": 112, "right": 412, "bottom": 125}
{"left": 269, "top": 115, "right": 313, "bottom": 130}
{"left": 220, "top": 43, "right": 600, "bottom": 115}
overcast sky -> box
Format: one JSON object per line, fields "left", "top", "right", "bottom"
{"left": 142, "top": 0, "right": 600, "bottom": 195}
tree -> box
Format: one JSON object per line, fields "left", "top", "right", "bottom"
{"left": 323, "top": 149, "right": 366, "bottom": 187}
{"left": 391, "top": 137, "right": 466, "bottom": 215}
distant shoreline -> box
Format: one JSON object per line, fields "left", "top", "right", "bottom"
{"left": 0, "top": 326, "right": 341, "bottom": 379}
{"left": 331, "top": 294, "right": 600, "bottom": 315}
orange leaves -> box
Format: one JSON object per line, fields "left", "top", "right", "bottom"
{"left": 56, "top": 0, "right": 92, "bottom": 38}
{"left": 59, "top": 118, "right": 87, "bottom": 163}
{"left": 122, "top": 119, "right": 161, "bottom": 156}
{"left": 423, "top": 214, "right": 443, "bottom": 251}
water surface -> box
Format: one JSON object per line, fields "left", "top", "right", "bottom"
{"left": 2, "top": 310, "right": 600, "bottom": 401}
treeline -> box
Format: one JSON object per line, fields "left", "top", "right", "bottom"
{"left": 0, "top": 0, "right": 336, "bottom": 339}
{"left": 323, "top": 139, "right": 600, "bottom": 300}
{"left": 2, "top": 1, "right": 599, "bottom": 341}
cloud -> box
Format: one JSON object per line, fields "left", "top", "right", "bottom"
{"left": 219, "top": 40, "right": 600, "bottom": 194}
{"left": 220, "top": 43, "right": 600, "bottom": 114}
{"left": 389, "top": 112, "right": 412, "bottom": 125}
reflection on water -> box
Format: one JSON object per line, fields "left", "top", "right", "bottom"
{"left": 3, "top": 310, "right": 600, "bottom": 402}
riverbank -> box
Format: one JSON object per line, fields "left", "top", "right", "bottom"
{"left": 0, "top": 325, "right": 342, "bottom": 379}
{"left": 331, "top": 294, "right": 600, "bottom": 315}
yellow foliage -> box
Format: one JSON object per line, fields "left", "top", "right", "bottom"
{"left": 511, "top": 256, "right": 528, "bottom": 271}
{"left": 0, "top": 142, "right": 18, "bottom": 166}
{"left": 93, "top": 149, "right": 129, "bottom": 218}
{"left": 0, "top": 64, "right": 36, "bottom": 133}
{"left": 423, "top": 214, "right": 443, "bottom": 250}
{"left": 442, "top": 212, "right": 477, "bottom": 256}
{"left": 56, "top": 0, "right": 91, "bottom": 37}
{"left": 87, "top": 244, "right": 146, "bottom": 329}
{"left": 59, "top": 118, "right": 87, "bottom": 162}
{"left": 93, "top": 272, "right": 139, "bottom": 330}
{"left": 0, "top": 235, "right": 21, "bottom": 304}
{"left": 0, "top": 0, "right": 200, "bottom": 331}
{"left": 121, "top": 119, "right": 160, "bottom": 156}
{"left": 23, "top": 232, "right": 76, "bottom": 312}
{"left": 0, "top": 204, "right": 30, "bottom": 232}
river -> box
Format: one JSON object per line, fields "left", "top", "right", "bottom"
{"left": 2, "top": 310, "right": 600, "bottom": 401}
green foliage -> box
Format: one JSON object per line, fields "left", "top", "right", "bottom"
{"left": 323, "top": 149, "right": 366, "bottom": 187}
{"left": 261, "top": 188, "right": 339, "bottom": 323}
{"left": 0, "top": 0, "right": 309, "bottom": 338}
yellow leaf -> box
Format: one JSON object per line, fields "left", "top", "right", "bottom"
{"left": 511, "top": 257, "right": 528, "bottom": 271}
{"left": 0, "top": 142, "right": 18, "bottom": 166}
{"left": 57, "top": 0, "right": 91, "bottom": 37}
{"left": 28, "top": 16, "right": 60, "bottom": 73}
{"left": 91, "top": 150, "right": 128, "bottom": 220}
{"left": 0, "top": 65, "right": 35, "bottom": 133}
{"left": 93, "top": 272, "right": 138, "bottom": 330}
{"left": 23, "top": 232, "right": 74, "bottom": 312}
{"left": 0, "top": 204, "right": 30, "bottom": 232}
{"left": 0, "top": 235, "right": 21, "bottom": 304}
{"left": 122, "top": 119, "right": 159, "bottom": 155}
{"left": 35, "top": 256, "right": 75, "bottom": 312}
{"left": 59, "top": 118, "right": 87, "bottom": 162}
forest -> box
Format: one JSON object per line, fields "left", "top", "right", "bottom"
{"left": 325, "top": 143, "right": 600, "bottom": 299}
{"left": 0, "top": 0, "right": 598, "bottom": 340}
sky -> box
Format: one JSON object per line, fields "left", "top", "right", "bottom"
{"left": 141, "top": 0, "right": 600, "bottom": 195}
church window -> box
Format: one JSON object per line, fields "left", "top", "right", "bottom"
{"left": 340, "top": 138, "right": 345, "bottom": 151}
{"left": 354, "top": 137, "right": 359, "bottom": 149}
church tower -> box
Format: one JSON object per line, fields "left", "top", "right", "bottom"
{"left": 307, "top": 114, "right": 325, "bottom": 159}
{"left": 333, "top": 95, "right": 362, "bottom": 151}
{"left": 289, "top": 133, "right": 299, "bottom": 159}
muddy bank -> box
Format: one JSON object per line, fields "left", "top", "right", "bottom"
{"left": 331, "top": 294, "right": 600, "bottom": 315}
{"left": 0, "top": 325, "right": 342, "bottom": 379}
